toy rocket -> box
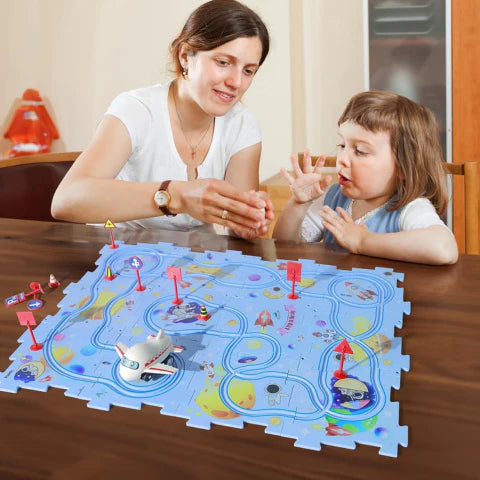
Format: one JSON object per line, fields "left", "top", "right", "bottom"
{"left": 3, "top": 89, "right": 59, "bottom": 158}
{"left": 254, "top": 310, "right": 273, "bottom": 331}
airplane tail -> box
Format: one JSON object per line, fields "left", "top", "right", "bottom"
{"left": 156, "top": 329, "right": 165, "bottom": 340}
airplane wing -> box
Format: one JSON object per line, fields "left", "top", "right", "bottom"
{"left": 114, "top": 342, "right": 129, "bottom": 358}
{"left": 145, "top": 362, "right": 178, "bottom": 375}
{"left": 173, "top": 345, "right": 184, "bottom": 353}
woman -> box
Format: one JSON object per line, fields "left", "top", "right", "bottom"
{"left": 52, "top": 0, "right": 273, "bottom": 239}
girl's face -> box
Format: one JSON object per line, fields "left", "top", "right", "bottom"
{"left": 181, "top": 36, "right": 262, "bottom": 117}
{"left": 336, "top": 121, "right": 397, "bottom": 208}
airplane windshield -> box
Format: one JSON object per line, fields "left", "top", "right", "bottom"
{"left": 121, "top": 356, "right": 139, "bottom": 370}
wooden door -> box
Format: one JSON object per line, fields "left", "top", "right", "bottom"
{"left": 452, "top": 0, "right": 480, "bottom": 253}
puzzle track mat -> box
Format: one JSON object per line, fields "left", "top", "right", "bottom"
{"left": 0, "top": 242, "right": 410, "bottom": 457}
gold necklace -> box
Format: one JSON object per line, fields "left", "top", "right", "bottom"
{"left": 173, "top": 82, "right": 214, "bottom": 163}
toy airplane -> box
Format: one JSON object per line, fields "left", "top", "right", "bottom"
{"left": 115, "top": 329, "right": 184, "bottom": 382}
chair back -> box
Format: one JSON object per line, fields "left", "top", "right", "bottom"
{"left": 298, "top": 153, "right": 480, "bottom": 255}
{"left": 445, "top": 162, "right": 479, "bottom": 254}
{"left": 0, "top": 152, "right": 81, "bottom": 222}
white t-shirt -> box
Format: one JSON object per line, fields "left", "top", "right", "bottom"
{"left": 104, "top": 81, "right": 261, "bottom": 231}
{"left": 301, "top": 191, "right": 450, "bottom": 242}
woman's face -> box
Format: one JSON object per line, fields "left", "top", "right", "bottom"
{"left": 182, "top": 36, "right": 263, "bottom": 117}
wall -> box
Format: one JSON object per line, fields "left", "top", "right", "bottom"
{"left": 301, "top": 0, "right": 364, "bottom": 156}
{"left": 0, "top": 0, "right": 364, "bottom": 181}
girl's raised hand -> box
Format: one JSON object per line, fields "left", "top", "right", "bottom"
{"left": 280, "top": 150, "right": 331, "bottom": 204}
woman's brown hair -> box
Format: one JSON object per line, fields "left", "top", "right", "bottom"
{"left": 170, "top": 0, "right": 270, "bottom": 77}
{"left": 338, "top": 90, "right": 448, "bottom": 215}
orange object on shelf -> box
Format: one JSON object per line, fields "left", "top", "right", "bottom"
{"left": 3, "top": 89, "right": 59, "bottom": 158}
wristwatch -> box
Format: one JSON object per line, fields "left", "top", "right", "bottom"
{"left": 153, "top": 180, "right": 177, "bottom": 217}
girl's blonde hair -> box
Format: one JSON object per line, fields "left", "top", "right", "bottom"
{"left": 338, "top": 90, "right": 448, "bottom": 215}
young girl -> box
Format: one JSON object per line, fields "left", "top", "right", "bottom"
{"left": 273, "top": 90, "right": 458, "bottom": 265}
{"left": 52, "top": 0, "right": 273, "bottom": 240}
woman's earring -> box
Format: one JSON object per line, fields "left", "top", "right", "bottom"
{"left": 182, "top": 65, "right": 188, "bottom": 78}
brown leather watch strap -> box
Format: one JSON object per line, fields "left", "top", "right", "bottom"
{"left": 158, "top": 180, "right": 176, "bottom": 217}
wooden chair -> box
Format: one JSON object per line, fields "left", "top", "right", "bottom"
{"left": 445, "top": 162, "right": 479, "bottom": 255}
{"left": 298, "top": 153, "right": 480, "bottom": 255}
{"left": 0, "top": 152, "right": 81, "bottom": 222}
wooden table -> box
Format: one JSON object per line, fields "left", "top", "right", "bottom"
{"left": 0, "top": 218, "right": 478, "bottom": 480}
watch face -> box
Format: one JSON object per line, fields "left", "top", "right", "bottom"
{"left": 154, "top": 190, "right": 169, "bottom": 207}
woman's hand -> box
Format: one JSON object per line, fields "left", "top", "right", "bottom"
{"left": 230, "top": 189, "right": 274, "bottom": 239}
{"left": 280, "top": 150, "right": 331, "bottom": 204}
{"left": 256, "top": 189, "right": 275, "bottom": 232}
{"left": 320, "top": 206, "right": 370, "bottom": 253}
{"left": 170, "top": 178, "right": 269, "bottom": 238}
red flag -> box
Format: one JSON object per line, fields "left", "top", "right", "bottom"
{"left": 286, "top": 261, "right": 302, "bottom": 281}
{"left": 167, "top": 266, "right": 182, "bottom": 282}
{"left": 17, "top": 311, "right": 36, "bottom": 326}
{"left": 333, "top": 339, "right": 353, "bottom": 355}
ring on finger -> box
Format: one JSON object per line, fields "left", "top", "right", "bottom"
{"left": 221, "top": 209, "right": 228, "bottom": 220}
